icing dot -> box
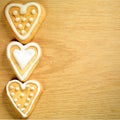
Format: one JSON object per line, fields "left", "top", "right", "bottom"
{"left": 20, "top": 93, "right": 24, "bottom": 98}
{"left": 29, "top": 93, "right": 33, "bottom": 97}
{"left": 21, "top": 108, "right": 25, "bottom": 111}
{"left": 17, "top": 104, "right": 21, "bottom": 107}
{"left": 10, "top": 85, "right": 14, "bottom": 90}
{"left": 24, "top": 103, "right": 28, "bottom": 107}
{"left": 22, "top": 17, "right": 26, "bottom": 22}
{"left": 15, "top": 87, "right": 20, "bottom": 91}
{"left": 26, "top": 23, "right": 31, "bottom": 28}
{"left": 15, "top": 17, "right": 20, "bottom": 22}
{"left": 30, "top": 87, "right": 35, "bottom": 91}
{"left": 14, "top": 98, "right": 18, "bottom": 102}
{"left": 21, "top": 30, "right": 26, "bottom": 35}
{"left": 26, "top": 98, "right": 30, "bottom": 102}
{"left": 11, "top": 92, "right": 15, "bottom": 96}
{"left": 18, "top": 24, "right": 23, "bottom": 29}
{"left": 31, "top": 9, "right": 36, "bottom": 15}
{"left": 20, "top": 8, "right": 26, "bottom": 14}
{"left": 29, "top": 17, "right": 33, "bottom": 22}
{"left": 13, "top": 10, "right": 18, "bottom": 16}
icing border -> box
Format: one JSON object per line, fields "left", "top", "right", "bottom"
{"left": 5, "top": 2, "right": 41, "bottom": 41}
{"left": 7, "top": 41, "right": 41, "bottom": 81}
{"left": 6, "top": 80, "right": 41, "bottom": 118}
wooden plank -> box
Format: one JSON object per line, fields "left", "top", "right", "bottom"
{"left": 0, "top": 0, "right": 120, "bottom": 119}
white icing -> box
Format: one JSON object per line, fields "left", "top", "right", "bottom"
{"left": 14, "top": 98, "right": 18, "bottom": 102}
{"left": 26, "top": 23, "right": 30, "bottom": 27}
{"left": 24, "top": 103, "right": 28, "bottom": 107}
{"left": 13, "top": 48, "right": 35, "bottom": 70}
{"left": 22, "top": 17, "right": 26, "bottom": 22}
{"left": 7, "top": 41, "right": 41, "bottom": 81}
{"left": 21, "top": 30, "right": 26, "bottom": 34}
{"left": 21, "top": 108, "right": 25, "bottom": 111}
{"left": 20, "top": 93, "right": 25, "bottom": 98}
{"left": 29, "top": 93, "right": 33, "bottom": 97}
{"left": 15, "top": 17, "right": 20, "bottom": 22}
{"left": 15, "top": 87, "right": 20, "bottom": 91}
{"left": 13, "top": 10, "right": 18, "bottom": 16}
{"left": 20, "top": 5, "right": 28, "bottom": 14}
{"left": 11, "top": 92, "right": 15, "bottom": 96}
{"left": 5, "top": 2, "right": 41, "bottom": 41}
{"left": 18, "top": 24, "right": 23, "bottom": 29}
{"left": 6, "top": 80, "right": 41, "bottom": 118}
{"left": 17, "top": 104, "right": 21, "bottom": 107}
{"left": 31, "top": 9, "right": 36, "bottom": 15}
{"left": 26, "top": 98, "right": 30, "bottom": 102}
{"left": 29, "top": 17, "right": 33, "bottom": 22}
{"left": 10, "top": 85, "right": 14, "bottom": 90}
{"left": 30, "top": 87, "right": 34, "bottom": 91}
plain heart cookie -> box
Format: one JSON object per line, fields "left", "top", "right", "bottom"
{"left": 7, "top": 41, "right": 42, "bottom": 81}
{"left": 5, "top": 2, "right": 46, "bottom": 44}
{"left": 6, "top": 79, "right": 43, "bottom": 118}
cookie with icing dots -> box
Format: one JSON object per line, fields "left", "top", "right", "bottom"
{"left": 6, "top": 79, "right": 43, "bottom": 118}
{"left": 5, "top": 2, "right": 46, "bottom": 44}
{"left": 7, "top": 41, "right": 42, "bottom": 81}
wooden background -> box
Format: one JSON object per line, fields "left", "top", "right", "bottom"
{"left": 0, "top": 0, "right": 120, "bottom": 119}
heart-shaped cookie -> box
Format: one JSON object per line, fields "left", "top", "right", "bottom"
{"left": 5, "top": 2, "right": 46, "bottom": 44}
{"left": 7, "top": 41, "right": 42, "bottom": 81}
{"left": 6, "top": 80, "right": 42, "bottom": 118}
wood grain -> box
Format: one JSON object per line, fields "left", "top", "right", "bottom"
{"left": 0, "top": 0, "right": 120, "bottom": 119}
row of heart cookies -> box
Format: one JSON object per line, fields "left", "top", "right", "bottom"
{"left": 4, "top": 2, "right": 46, "bottom": 118}
{"left": 6, "top": 42, "right": 43, "bottom": 118}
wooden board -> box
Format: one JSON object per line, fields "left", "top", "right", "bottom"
{"left": 0, "top": 0, "right": 120, "bottom": 119}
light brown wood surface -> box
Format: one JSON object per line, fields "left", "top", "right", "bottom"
{"left": 0, "top": 0, "right": 120, "bottom": 119}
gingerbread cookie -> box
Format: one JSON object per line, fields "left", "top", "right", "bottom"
{"left": 5, "top": 2, "right": 46, "bottom": 44}
{"left": 7, "top": 41, "right": 42, "bottom": 81}
{"left": 6, "top": 79, "right": 42, "bottom": 118}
